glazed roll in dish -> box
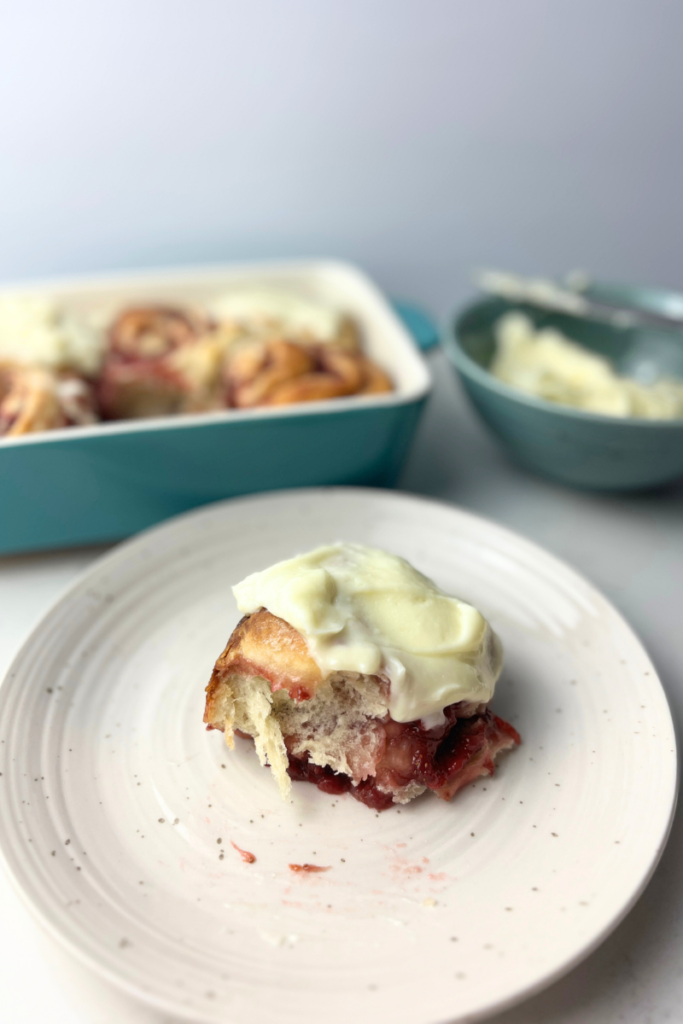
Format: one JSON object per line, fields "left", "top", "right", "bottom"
{"left": 97, "top": 306, "right": 231, "bottom": 419}
{"left": 204, "top": 544, "right": 520, "bottom": 811}
{"left": 225, "top": 338, "right": 392, "bottom": 408}
{"left": 0, "top": 362, "right": 98, "bottom": 436}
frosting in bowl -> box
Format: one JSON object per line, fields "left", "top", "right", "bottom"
{"left": 491, "top": 312, "right": 683, "bottom": 419}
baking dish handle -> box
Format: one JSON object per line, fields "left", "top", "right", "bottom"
{"left": 391, "top": 301, "right": 440, "bottom": 351}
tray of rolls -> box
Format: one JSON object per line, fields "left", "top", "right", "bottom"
{"left": 0, "top": 260, "right": 431, "bottom": 554}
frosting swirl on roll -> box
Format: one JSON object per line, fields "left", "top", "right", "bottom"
{"left": 233, "top": 543, "right": 503, "bottom": 725}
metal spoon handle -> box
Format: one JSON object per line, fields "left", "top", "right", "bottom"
{"left": 476, "top": 270, "right": 683, "bottom": 332}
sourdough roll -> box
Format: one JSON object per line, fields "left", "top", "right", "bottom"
{"left": 204, "top": 544, "right": 519, "bottom": 811}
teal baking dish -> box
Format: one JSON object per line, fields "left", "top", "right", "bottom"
{"left": 0, "top": 261, "right": 432, "bottom": 554}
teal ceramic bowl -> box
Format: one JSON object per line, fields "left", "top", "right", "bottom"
{"left": 445, "top": 283, "right": 683, "bottom": 491}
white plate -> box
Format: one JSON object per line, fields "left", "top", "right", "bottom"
{"left": 0, "top": 489, "right": 676, "bottom": 1024}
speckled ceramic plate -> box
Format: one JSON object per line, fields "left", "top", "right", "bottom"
{"left": 0, "top": 489, "right": 676, "bottom": 1024}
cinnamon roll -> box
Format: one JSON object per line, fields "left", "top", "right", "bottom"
{"left": 204, "top": 544, "right": 519, "bottom": 811}
{"left": 0, "top": 362, "right": 97, "bottom": 437}
{"left": 225, "top": 339, "right": 392, "bottom": 409}
{"left": 98, "top": 305, "right": 228, "bottom": 419}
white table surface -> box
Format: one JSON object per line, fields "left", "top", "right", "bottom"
{"left": 1, "top": 350, "right": 682, "bottom": 1024}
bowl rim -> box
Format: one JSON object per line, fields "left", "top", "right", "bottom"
{"left": 446, "top": 298, "right": 683, "bottom": 430}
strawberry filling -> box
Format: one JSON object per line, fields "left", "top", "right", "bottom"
{"left": 256, "top": 703, "right": 520, "bottom": 812}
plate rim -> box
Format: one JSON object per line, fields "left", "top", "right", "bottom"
{"left": 0, "top": 485, "right": 678, "bottom": 1023}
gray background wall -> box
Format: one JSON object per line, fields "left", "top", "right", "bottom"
{"left": 1, "top": 0, "right": 682, "bottom": 318}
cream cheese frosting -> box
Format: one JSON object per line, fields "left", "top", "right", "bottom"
{"left": 211, "top": 288, "right": 341, "bottom": 341}
{"left": 233, "top": 543, "right": 503, "bottom": 726}
{"left": 0, "top": 293, "right": 103, "bottom": 375}
{"left": 491, "top": 312, "right": 683, "bottom": 419}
